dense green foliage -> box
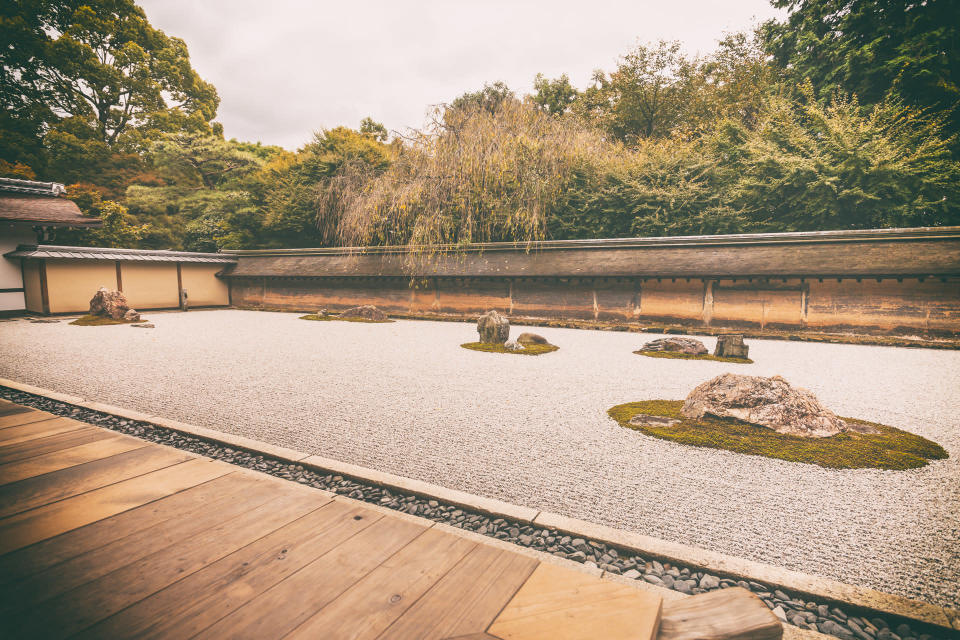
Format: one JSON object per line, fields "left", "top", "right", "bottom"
{"left": 608, "top": 400, "right": 948, "bottom": 470}
{"left": 2, "top": 0, "right": 958, "bottom": 250}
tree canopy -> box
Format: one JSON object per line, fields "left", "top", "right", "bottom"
{"left": 3, "top": 0, "right": 958, "bottom": 252}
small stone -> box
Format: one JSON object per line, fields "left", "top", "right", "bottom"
{"left": 771, "top": 606, "right": 787, "bottom": 623}
{"left": 131, "top": 323, "right": 155, "bottom": 328}
{"left": 895, "top": 625, "right": 911, "bottom": 637}
{"left": 774, "top": 590, "right": 790, "bottom": 601}
{"left": 622, "top": 569, "right": 641, "bottom": 580}
{"left": 643, "top": 574, "right": 664, "bottom": 586}
{"left": 674, "top": 581, "right": 693, "bottom": 595}
{"left": 819, "top": 620, "right": 856, "bottom": 639}
{"left": 699, "top": 574, "right": 720, "bottom": 590}
{"left": 123, "top": 308, "right": 141, "bottom": 322}
{"left": 29, "top": 318, "right": 59, "bottom": 323}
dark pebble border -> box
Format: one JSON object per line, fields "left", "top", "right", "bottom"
{"left": 1, "top": 385, "right": 954, "bottom": 640}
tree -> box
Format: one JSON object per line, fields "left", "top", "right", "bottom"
{"left": 56, "top": 183, "right": 148, "bottom": 247}
{"left": 531, "top": 73, "right": 579, "bottom": 116}
{"left": 0, "top": 0, "right": 219, "bottom": 175}
{"left": 713, "top": 87, "right": 960, "bottom": 231}
{"left": 360, "top": 117, "right": 389, "bottom": 142}
{"left": 449, "top": 81, "right": 516, "bottom": 115}
{"left": 574, "top": 41, "right": 698, "bottom": 143}
{"left": 764, "top": 0, "right": 960, "bottom": 153}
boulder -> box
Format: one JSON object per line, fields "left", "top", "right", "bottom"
{"left": 504, "top": 341, "right": 524, "bottom": 351}
{"left": 88, "top": 287, "right": 130, "bottom": 320}
{"left": 123, "top": 309, "right": 141, "bottom": 322}
{"left": 477, "top": 310, "right": 509, "bottom": 344}
{"left": 338, "top": 305, "right": 387, "bottom": 321}
{"left": 639, "top": 336, "right": 707, "bottom": 355}
{"left": 681, "top": 373, "right": 848, "bottom": 438}
{"left": 516, "top": 332, "right": 548, "bottom": 345}
{"left": 714, "top": 334, "right": 749, "bottom": 359}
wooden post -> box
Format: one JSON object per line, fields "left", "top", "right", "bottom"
{"left": 115, "top": 262, "right": 123, "bottom": 292}
{"left": 39, "top": 260, "right": 49, "bottom": 315}
{"left": 701, "top": 279, "right": 714, "bottom": 326}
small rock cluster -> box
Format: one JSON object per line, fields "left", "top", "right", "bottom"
{"left": 476, "top": 311, "right": 550, "bottom": 351}
{"left": 338, "top": 305, "right": 387, "bottom": 321}
{"left": 0, "top": 384, "right": 936, "bottom": 640}
{"left": 639, "top": 336, "right": 708, "bottom": 355}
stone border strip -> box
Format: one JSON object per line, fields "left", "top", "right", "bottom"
{"left": 0, "top": 377, "right": 955, "bottom": 639}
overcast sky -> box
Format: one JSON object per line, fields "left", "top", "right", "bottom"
{"left": 137, "top": 0, "right": 784, "bottom": 150}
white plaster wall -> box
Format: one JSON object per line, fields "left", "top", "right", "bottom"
{"left": 0, "top": 223, "right": 36, "bottom": 311}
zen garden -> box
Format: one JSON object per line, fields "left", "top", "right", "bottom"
{"left": 0, "top": 2, "right": 958, "bottom": 640}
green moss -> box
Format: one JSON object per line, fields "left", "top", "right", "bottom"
{"left": 608, "top": 400, "right": 948, "bottom": 470}
{"left": 69, "top": 314, "right": 146, "bottom": 326}
{"left": 299, "top": 314, "right": 394, "bottom": 324}
{"left": 634, "top": 350, "right": 753, "bottom": 364}
{"left": 461, "top": 341, "right": 559, "bottom": 356}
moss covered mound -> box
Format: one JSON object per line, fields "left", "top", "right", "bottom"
{"left": 69, "top": 314, "right": 146, "bottom": 326}
{"left": 461, "top": 342, "right": 559, "bottom": 356}
{"left": 608, "top": 400, "right": 947, "bottom": 470}
{"left": 634, "top": 350, "right": 753, "bottom": 364}
{"left": 299, "top": 314, "right": 394, "bottom": 324}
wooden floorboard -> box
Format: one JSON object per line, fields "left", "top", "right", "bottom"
{"left": 0, "top": 472, "right": 261, "bottom": 588}
{"left": 0, "top": 417, "right": 88, "bottom": 447}
{"left": 0, "top": 427, "right": 110, "bottom": 465}
{"left": 76, "top": 500, "right": 379, "bottom": 640}
{"left": 377, "top": 544, "right": 540, "bottom": 640}
{"left": 0, "top": 473, "right": 283, "bottom": 614}
{"left": 1, "top": 402, "right": 772, "bottom": 640}
{"left": 0, "top": 435, "right": 148, "bottom": 485}
{"left": 0, "top": 408, "right": 52, "bottom": 427}
{"left": 0, "top": 457, "right": 232, "bottom": 555}
{"left": 0, "top": 445, "right": 193, "bottom": 518}
{"left": 10, "top": 487, "right": 332, "bottom": 640}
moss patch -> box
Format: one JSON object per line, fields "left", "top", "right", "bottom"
{"left": 461, "top": 342, "right": 559, "bottom": 356}
{"left": 608, "top": 400, "right": 947, "bottom": 470}
{"left": 299, "top": 314, "right": 394, "bottom": 324}
{"left": 634, "top": 350, "right": 753, "bottom": 364}
{"left": 69, "top": 314, "right": 146, "bottom": 326}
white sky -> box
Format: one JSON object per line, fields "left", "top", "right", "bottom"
{"left": 137, "top": 0, "right": 785, "bottom": 150}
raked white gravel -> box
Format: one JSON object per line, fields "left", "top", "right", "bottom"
{"left": 1, "top": 309, "right": 957, "bottom": 607}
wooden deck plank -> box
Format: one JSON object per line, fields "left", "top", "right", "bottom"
{"left": 0, "top": 445, "right": 193, "bottom": 518}
{"left": 378, "top": 544, "right": 540, "bottom": 640}
{"left": 0, "top": 435, "right": 148, "bottom": 485}
{"left": 658, "top": 587, "right": 782, "bottom": 640}
{"left": 195, "top": 515, "right": 430, "bottom": 640}
{"left": 10, "top": 485, "right": 332, "bottom": 640}
{"left": 0, "top": 417, "right": 88, "bottom": 447}
{"left": 0, "top": 473, "right": 285, "bottom": 614}
{"left": 76, "top": 500, "right": 382, "bottom": 640}
{"left": 487, "top": 562, "right": 662, "bottom": 640}
{"left": 287, "top": 527, "right": 479, "bottom": 640}
{"left": 0, "top": 427, "right": 109, "bottom": 465}
{"left": 0, "top": 457, "right": 232, "bottom": 555}
{"left": 0, "top": 408, "right": 48, "bottom": 426}
{"left": 0, "top": 472, "right": 262, "bottom": 588}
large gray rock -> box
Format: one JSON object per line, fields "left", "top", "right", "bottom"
{"left": 681, "top": 373, "right": 849, "bottom": 437}
{"left": 639, "top": 336, "right": 707, "bottom": 355}
{"left": 338, "top": 305, "right": 387, "bottom": 321}
{"left": 88, "top": 287, "right": 130, "bottom": 320}
{"left": 714, "top": 334, "right": 749, "bottom": 359}
{"left": 477, "top": 310, "right": 509, "bottom": 344}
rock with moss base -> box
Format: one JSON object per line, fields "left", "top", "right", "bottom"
{"left": 517, "top": 332, "right": 547, "bottom": 345}
{"left": 88, "top": 287, "right": 130, "bottom": 320}
{"left": 338, "top": 305, "right": 386, "bottom": 321}
{"left": 639, "top": 337, "right": 707, "bottom": 355}
{"left": 681, "top": 373, "right": 849, "bottom": 438}
{"left": 477, "top": 310, "right": 509, "bottom": 344}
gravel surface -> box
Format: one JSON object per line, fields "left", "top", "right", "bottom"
{"left": 1, "top": 309, "right": 958, "bottom": 609}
